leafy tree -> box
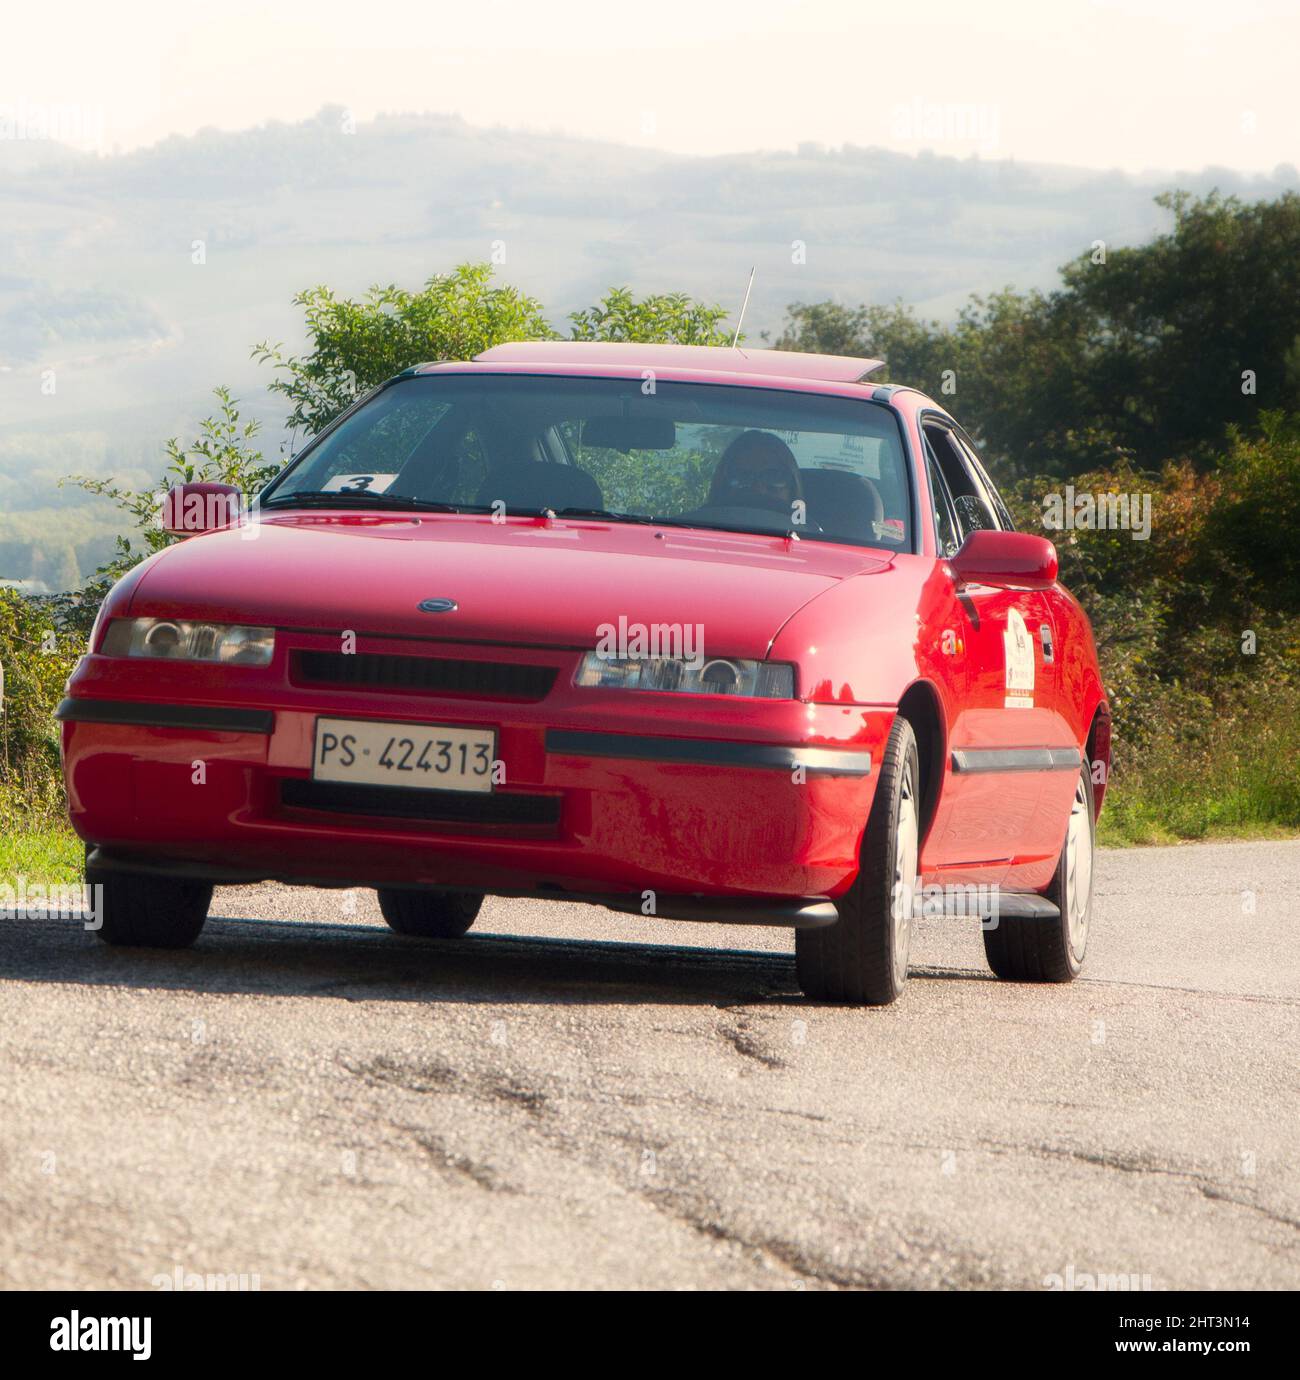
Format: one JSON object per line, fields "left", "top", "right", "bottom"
{"left": 1059, "top": 191, "right": 1300, "bottom": 463}
{"left": 946, "top": 288, "right": 1124, "bottom": 478}
{"left": 771, "top": 300, "right": 949, "bottom": 384}
{"left": 569, "top": 287, "right": 733, "bottom": 347}
{"left": 1198, "top": 411, "right": 1300, "bottom": 617}
{"left": 773, "top": 190, "right": 1300, "bottom": 479}
{"left": 254, "top": 269, "right": 734, "bottom": 444}
{"left": 253, "top": 264, "right": 556, "bottom": 438}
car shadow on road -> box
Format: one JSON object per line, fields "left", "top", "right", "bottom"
{"left": 0, "top": 912, "right": 996, "bottom": 1009}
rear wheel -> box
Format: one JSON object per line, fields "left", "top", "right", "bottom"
{"left": 85, "top": 850, "right": 212, "bottom": 949}
{"left": 796, "top": 715, "right": 919, "bottom": 1005}
{"left": 983, "top": 761, "right": 1095, "bottom": 982}
{"left": 377, "top": 888, "right": 482, "bottom": 938}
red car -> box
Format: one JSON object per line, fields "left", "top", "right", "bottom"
{"left": 60, "top": 342, "right": 1109, "bottom": 1005}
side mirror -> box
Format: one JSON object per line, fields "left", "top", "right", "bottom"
{"left": 162, "top": 482, "right": 244, "bottom": 536}
{"left": 949, "top": 529, "right": 1058, "bottom": 588}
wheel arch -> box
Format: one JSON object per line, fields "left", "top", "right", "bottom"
{"left": 895, "top": 679, "right": 946, "bottom": 845}
{"left": 1085, "top": 699, "right": 1112, "bottom": 817}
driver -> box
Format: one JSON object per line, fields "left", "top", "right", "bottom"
{"left": 708, "top": 431, "right": 802, "bottom": 514}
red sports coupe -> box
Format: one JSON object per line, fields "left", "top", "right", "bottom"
{"left": 60, "top": 342, "right": 1109, "bottom": 1004}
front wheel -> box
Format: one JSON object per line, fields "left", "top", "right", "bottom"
{"left": 85, "top": 852, "right": 212, "bottom": 949}
{"left": 796, "top": 715, "right": 920, "bottom": 1005}
{"left": 983, "top": 761, "right": 1095, "bottom": 982}
{"left": 377, "top": 888, "right": 482, "bottom": 938}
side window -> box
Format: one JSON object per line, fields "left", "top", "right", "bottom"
{"left": 953, "top": 429, "right": 1014, "bottom": 530}
{"left": 924, "top": 438, "right": 962, "bottom": 558}
{"left": 923, "top": 421, "right": 999, "bottom": 538}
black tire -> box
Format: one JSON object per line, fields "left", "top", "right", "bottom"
{"left": 983, "top": 760, "right": 1095, "bottom": 982}
{"left": 377, "top": 888, "right": 482, "bottom": 938}
{"left": 796, "top": 715, "right": 920, "bottom": 1005}
{"left": 85, "top": 852, "right": 212, "bottom": 949}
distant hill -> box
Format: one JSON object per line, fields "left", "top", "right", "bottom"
{"left": 1, "top": 106, "right": 1296, "bottom": 588}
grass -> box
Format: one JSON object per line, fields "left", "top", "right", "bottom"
{"left": 0, "top": 819, "right": 83, "bottom": 885}
{"left": 1096, "top": 688, "right": 1300, "bottom": 846}
{"left": 1, "top": 765, "right": 84, "bottom": 884}
{"left": 1098, "top": 808, "right": 1300, "bottom": 848}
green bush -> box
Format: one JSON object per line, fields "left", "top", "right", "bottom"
{"left": 1006, "top": 427, "right": 1300, "bottom": 841}
{"left": 1100, "top": 680, "right": 1300, "bottom": 845}
{"left": 0, "top": 589, "right": 80, "bottom": 831}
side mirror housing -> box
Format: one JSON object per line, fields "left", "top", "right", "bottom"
{"left": 162, "top": 482, "right": 244, "bottom": 536}
{"left": 949, "top": 529, "right": 1058, "bottom": 588}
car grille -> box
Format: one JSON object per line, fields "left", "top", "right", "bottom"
{"left": 279, "top": 777, "right": 562, "bottom": 829}
{"left": 293, "top": 650, "right": 557, "bottom": 701}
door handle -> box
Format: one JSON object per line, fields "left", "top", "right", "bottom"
{"left": 1039, "top": 623, "right": 1055, "bottom": 663}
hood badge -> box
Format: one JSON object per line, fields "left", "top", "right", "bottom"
{"left": 417, "top": 597, "right": 458, "bottom": 614}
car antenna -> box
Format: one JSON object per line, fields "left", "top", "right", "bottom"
{"left": 731, "top": 267, "right": 756, "bottom": 350}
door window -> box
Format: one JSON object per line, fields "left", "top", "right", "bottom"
{"left": 924, "top": 438, "right": 962, "bottom": 558}
{"left": 952, "top": 429, "right": 1015, "bottom": 530}
{"left": 923, "top": 421, "right": 1000, "bottom": 540}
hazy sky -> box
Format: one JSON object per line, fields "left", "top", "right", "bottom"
{"left": 2, "top": 0, "right": 1297, "bottom": 172}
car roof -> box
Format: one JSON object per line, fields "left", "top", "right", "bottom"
{"left": 408, "top": 341, "right": 886, "bottom": 386}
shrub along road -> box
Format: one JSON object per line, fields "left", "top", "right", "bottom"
{"left": 1, "top": 840, "right": 1296, "bottom": 1289}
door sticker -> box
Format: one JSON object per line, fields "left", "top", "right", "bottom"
{"left": 1003, "top": 606, "right": 1035, "bottom": 709}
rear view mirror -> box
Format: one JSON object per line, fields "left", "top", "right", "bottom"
{"left": 948, "top": 529, "right": 1058, "bottom": 588}
{"left": 581, "top": 416, "right": 677, "bottom": 452}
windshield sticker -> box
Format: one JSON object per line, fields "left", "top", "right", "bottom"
{"left": 1003, "top": 606, "right": 1035, "bottom": 709}
{"left": 320, "top": 473, "right": 397, "bottom": 494}
{"left": 777, "top": 430, "right": 884, "bottom": 479}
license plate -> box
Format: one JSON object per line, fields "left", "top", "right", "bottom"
{"left": 312, "top": 718, "right": 496, "bottom": 793}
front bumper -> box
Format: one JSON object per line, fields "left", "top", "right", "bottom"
{"left": 59, "top": 632, "right": 892, "bottom": 907}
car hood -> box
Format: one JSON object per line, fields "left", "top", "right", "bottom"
{"left": 128, "top": 513, "right": 891, "bottom": 657}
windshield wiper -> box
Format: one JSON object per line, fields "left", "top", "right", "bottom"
{"left": 552, "top": 507, "right": 659, "bottom": 524}
{"left": 474, "top": 505, "right": 661, "bottom": 524}
{"left": 651, "top": 515, "right": 801, "bottom": 540}
{"left": 537, "top": 507, "right": 773, "bottom": 530}
{"left": 260, "top": 491, "right": 464, "bottom": 513}
{"left": 561, "top": 507, "right": 800, "bottom": 538}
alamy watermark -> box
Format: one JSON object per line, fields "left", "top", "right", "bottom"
{"left": 50, "top": 1312, "right": 150, "bottom": 1358}
{"left": 0, "top": 101, "right": 105, "bottom": 148}
{"left": 895, "top": 881, "right": 1006, "bottom": 928}
{"left": 890, "top": 99, "right": 1001, "bottom": 153}
{"left": 595, "top": 616, "right": 704, "bottom": 670}
{"left": 152, "top": 1264, "right": 261, "bottom": 1291}
{"left": 159, "top": 486, "right": 252, "bottom": 533}
{"left": 1043, "top": 1263, "right": 1154, "bottom": 1291}
{"left": 0, "top": 876, "right": 101, "bottom": 930}
{"left": 1042, "top": 486, "right": 1152, "bottom": 541}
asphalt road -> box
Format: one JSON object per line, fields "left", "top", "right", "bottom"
{"left": 1, "top": 839, "right": 1297, "bottom": 1290}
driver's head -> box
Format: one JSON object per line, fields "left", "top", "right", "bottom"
{"left": 710, "top": 431, "right": 801, "bottom": 512}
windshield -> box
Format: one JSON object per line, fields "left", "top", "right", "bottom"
{"left": 262, "top": 374, "right": 914, "bottom": 551}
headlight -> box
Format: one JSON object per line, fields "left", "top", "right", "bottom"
{"left": 102, "top": 618, "right": 275, "bottom": 666}
{"left": 575, "top": 652, "right": 793, "bottom": 698}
